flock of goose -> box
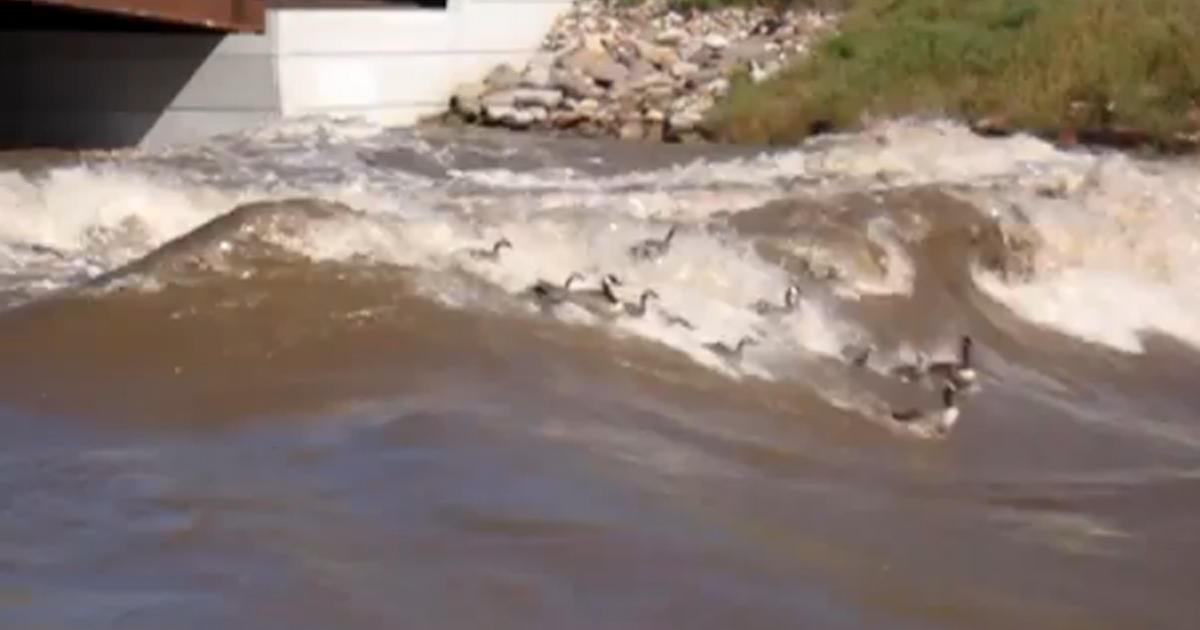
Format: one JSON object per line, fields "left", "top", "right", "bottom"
{"left": 462, "top": 224, "right": 979, "bottom": 438}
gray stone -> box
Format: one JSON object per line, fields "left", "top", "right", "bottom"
{"left": 551, "top": 68, "right": 600, "bottom": 99}
{"left": 704, "top": 77, "right": 730, "bottom": 95}
{"left": 482, "top": 104, "right": 517, "bottom": 125}
{"left": 655, "top": 27, "right": 688, "bottom": 46}
{"left": 522, "top": 63, "right": 553, "bottom": 89}
{"left": 574, "top": 98, "right": 601, "bottom": 118}
{"left": 526, "top": 106, "right": 550, "bottom": 124}
{"left": 670, "top": 61, "right": 700, "bottom": 79}
{"left": 630, "top": 71, "right": 673, "bottom": 91}
{"left": 484, "top": 64, "right": 523, "bottom": 90}
{"left": 501, "top": 108, "right": 536, "bottom": 129}
{"left": 703, "top": 33, "right": 730, "bottom": 50}
{"left": 636, "top": 40, "right": 679, "bottom": 69}
{"left": 561, "top": 48, "right": 629, "bottom": 87}
{"left": 618, "top": 120, "right": 645, "bottom": 141}
{"left": 481, "top": 89, "right": 519, "bottom": 107}
{"left": 667, "top": 106, "right": 705, "bottom": 132}
{"left": 551, "top": 109, "right": 586, "bottom": 128}
{"left": 513, "top": 88, "right": 564, "bottom": 109}
{"left": 627, "top": 59, "right": 657, "bottom": 82}
{"left": 725, "top": 37, "right": 772, "bottom": 64}
{"left": 450, "top": 82, "right": 486, "bottom": 118}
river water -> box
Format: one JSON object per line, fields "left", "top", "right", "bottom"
{"left": 1, "top": 118, "right": 1198, "bottom": 629}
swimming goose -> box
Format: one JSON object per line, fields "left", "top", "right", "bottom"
{"left": 704, "top": 335, "right": 758, "bottom": 362}
{"left": 751, "top": 284, "right": 801, "bottom": 315}
{"left": 843, "top": 343, "right": 875, "bottom": 368}
{"left": 890, "top": 383, "right": 960, "bottom": 438}
{"left": 466, "top": 237, "right": 512, "bottom": 261}
{"left": 628, "top": 225, "right": 679, "bottom": 261}
{"left": 566, "top": 273, "right": 624, "bottom": 315}
{"left": 926, "top": 335, "right": 977, "bottom": 389}
{"left": 888, "top": 352, "right": 928, "bottom": 383}
{"left": 622, "top": 289, "right": 659, "bottom": 317}
{"left": 523, "top": 271, "right": 584, "bottom": 307}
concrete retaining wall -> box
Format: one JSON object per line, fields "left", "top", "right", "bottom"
{"left": 0, "top": 0, "right": 571, "bottom": 149}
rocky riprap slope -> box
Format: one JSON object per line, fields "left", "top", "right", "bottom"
{"left": 439, "top": 0, "right": 835, "bottom": 142}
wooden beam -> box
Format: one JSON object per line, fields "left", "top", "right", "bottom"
{"left": 22, "top": 0, "right": 266, "bottom": 32}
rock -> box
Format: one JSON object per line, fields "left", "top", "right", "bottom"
{"left": 582, "top": 33, "right": 609, "bottom": 53}
{"left": 574, "top": 98, "right": 601, "bottom": 118}
{"left": 482, "top": 104, "right": 518, "bottom": 126}
{"left": 551, "top": 109, "right": 586, "bottom": 128}
{"left": 703, "top": 33, "right": 730, "bottom": 50}
{"left": 725, "top": 38, "right": 771, "bottom": 64}
{"left": 644, "top": 108, "right": 665, "bottom": 123}
{"left": 526, "top": 106, "right": 550, "bottom": 125}
{"left": 618, "top": 120, "right": 645, "bottom": 140}
{"left": 704, "top": 78, "right": 730, "bottom": 96}
{"left": 561, "top": 48, "right": 629, "bottom": 87}
{"left": 522, "top": 54, "right": 555, "bottom": 89}
{"left": 667, "top": 106, "right": 705, "bottom": 132}
{"left": 484, "top": 64, "right": 522, "bottom": 91}
{"left": 551, "top": 68, "right": 600, "bottom": 99}
{"left": 636, "top": 40, "right": 679, "bottom": 69}
{"left": 630, "top": 71, "right": 673, "bottom": 91}
{"left": 627, "top": 59, "right": 657, "bottom": 82}
{"left": 481, "top": 89, "right": 518, "bottom": 107}
{"left": 449, "top": 82, "right": 486, "bottom": 119}
{"left": 655, "top": 27, "right": 687, "bottom": 45}
{"left": 670, "top": 61, "right": 700, "bottom": 80}
{"left": 513, "top": 88, "right": 564, "bottom": 109}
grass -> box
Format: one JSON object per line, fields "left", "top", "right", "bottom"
{"left": 705, "top": 0, "right": 1200, "bottom": 147}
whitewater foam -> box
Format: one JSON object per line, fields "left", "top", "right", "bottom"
{"left": 5, "top": 115, "right": 1200, "bottom": 371}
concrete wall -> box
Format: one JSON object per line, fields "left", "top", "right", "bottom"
{"left": 0, "top": 0, "right": 571, "bottom": 149}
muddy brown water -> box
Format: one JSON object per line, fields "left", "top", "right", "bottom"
{"left": 1, "top": 120, "right": 1198, "bottom": 629}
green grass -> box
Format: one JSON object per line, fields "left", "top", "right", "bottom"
{"left": 705, "top": 0, "right": 1200, "bottom": 147}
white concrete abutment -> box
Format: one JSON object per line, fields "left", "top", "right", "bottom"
{"left": 0, "top": 1, "right": 571, "bottom": 149}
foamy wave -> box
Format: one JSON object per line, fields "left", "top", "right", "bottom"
{"left": 5, "top": 114, "right": 1200, "bottom": 367}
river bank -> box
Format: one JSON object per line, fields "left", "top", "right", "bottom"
{"left": 433, "top": 0, "right": 837, "bottom": 142}
{"left": 431, "top": 0, "right": 1200, "bottom": 154}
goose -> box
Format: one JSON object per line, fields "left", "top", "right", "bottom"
{"left": 466, "top": 237, "right": 512, "bottom": 261}
{"left": 890, "top": 383, "right": 960, "bottom": 438}
{"left": 843, "top": 343, "right": 874, "bottom": 368}
{"left": 751, "top": 284, "right": 801, "bottom": 315}
{"left": 522, "top": 271, "right": 584, "bottom": 307}
{"left": 622, "top": 289, "right": 659, "bottom": 317}
{"left": 926, "top": 335, "right": 977, "bottom": 389}
{"left": 704, "top": 335, "right": 758, "bottom": 362}
{"left": 628, "top": 225, "right": 678, "bottom": 261}
{"left": 566, "top": 273, "right": 624, "bottom": 315}
{"left": 888, "top": 352, "right": 928, "bottom": 383}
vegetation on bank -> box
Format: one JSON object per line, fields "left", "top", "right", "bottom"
{"left": 705, "top": 0, "right": 1200, "bottom": 147}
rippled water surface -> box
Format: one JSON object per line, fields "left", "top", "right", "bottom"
{"left": 2, "top": 119, "right": 1199, "bottom": 629}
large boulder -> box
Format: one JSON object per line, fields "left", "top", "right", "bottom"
{"left": 483, "top": 64, "right": 523, "bottom": 91}
{"left": 449, "top": 82, "right": 486, "bottom": 119}
{"left": 560, "top": 47, "right": 629, "bottom": 88}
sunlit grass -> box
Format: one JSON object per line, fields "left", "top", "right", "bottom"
{"left": 706, "top": 0, "right": 1200, "bottom": 146}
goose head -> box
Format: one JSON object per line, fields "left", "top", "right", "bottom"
{"left": 600, "top": 273, "right": 623, "bottom": 303}
{"left": 564, "top": 272, "right": 585, "bottom": 289}
{"left": 960, "top": 335, "right": 974, "bottom": 365}
{"left": 493, "top": 238, "right": 513, "bottom": 254}
{"left": 784, "top": 284, "right": 801, "bottom": 308}
{"left": 735, "top": 336, "right": 759, "bottom": 353}
{"left": 663, "top": 225, "right": 679, "bottom": 244}
{"left": 639, "top": 288, "right": 660, "bottom": 306}
{"left": 942, "top": 383, "right": 958, "bottom": 408}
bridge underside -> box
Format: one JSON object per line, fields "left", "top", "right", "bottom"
{"left": 3, "top": 0, "right": 266, "bottom": 32}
